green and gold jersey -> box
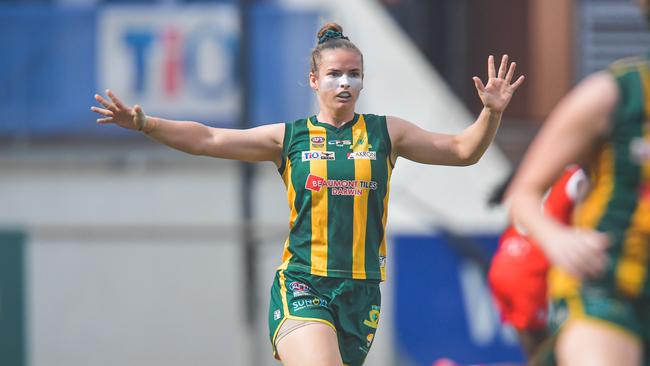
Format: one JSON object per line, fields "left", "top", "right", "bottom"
{"left": 570, "top": 57, "right": 650, "bottom": 297}
{"left": 277, "top": 113, "right": 393, "bottom": 281}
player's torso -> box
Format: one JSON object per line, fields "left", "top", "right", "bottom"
{"left": 279, "top": 113, "right": 393, "bottom": 280}
{"left": 573, "top": 57, "right": 650, "bottom": 296}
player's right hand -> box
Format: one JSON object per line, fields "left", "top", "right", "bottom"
{"left": 91, "top": 89, "right": 146, "bottom": 131}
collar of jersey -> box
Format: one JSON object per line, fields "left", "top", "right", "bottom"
{"left": 310, "top": 113, "right": 360, "bottom": 133}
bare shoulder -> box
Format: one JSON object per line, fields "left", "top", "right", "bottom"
{"left": 385, "top": 115, "right": 416, "bottom": 139}
{"left": 569, "top": 71, "right": 619, "bottom": 111}
{"left": 251, "top": 122, "right": 286, "bottom": 146}
{"left": 549, "top": 71, "right": 619, "bottom": 138}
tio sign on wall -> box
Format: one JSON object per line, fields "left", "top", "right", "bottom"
{"left": 98, "top": 5, "right": 240, "bottom": 125}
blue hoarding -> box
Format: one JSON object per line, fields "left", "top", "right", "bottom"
{"left": 394, "top": 233, "right": 525, "bottom": 365}
{"left": 0, "top": 3, "right": 317, "bottom": 137}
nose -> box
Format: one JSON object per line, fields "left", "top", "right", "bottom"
{"left": 339, "top": 75, "right": 350, "bottom": 88}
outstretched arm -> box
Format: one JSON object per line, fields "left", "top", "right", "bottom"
{"left": 507, "top": 72, "right": 617, "bottom": 278}
{"left": 388, "top": 55, "right": 524, "bottom": 166}
{"left": 91, "top": 90, "right": 284, "bottom": 166}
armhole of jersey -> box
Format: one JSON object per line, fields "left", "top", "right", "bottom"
{"left": 608, "top": 60, "right": 644, "bottom": 139}
{"left": 278, "top": 122, "right": 293, "bottom": 176}
{"left": 380, "top": 115, "right": 395, "bottom": 168}
{"left": 610, "top": 68, "right": 626, "bottom": 137}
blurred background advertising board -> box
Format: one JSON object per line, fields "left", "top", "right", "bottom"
{"left": 97, "top": 4, "right": 240, "bottom": 126}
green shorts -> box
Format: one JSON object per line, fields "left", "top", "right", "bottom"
{"left": 268, "top": 269, "right": 381, "bottom": 366}
{"left": 545, "top": 271, "right": 650, "bottom": 366}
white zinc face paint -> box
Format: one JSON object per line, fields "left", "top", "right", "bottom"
{"left": 320, "top": 73, "right": 363, "bottom": 93}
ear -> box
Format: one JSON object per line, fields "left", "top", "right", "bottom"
{"left": 309, "top": 72, "right": 319, "bottom": 91}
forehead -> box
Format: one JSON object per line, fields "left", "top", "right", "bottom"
{"left": 319, "top": 48, "right": 362, "bottom": 70}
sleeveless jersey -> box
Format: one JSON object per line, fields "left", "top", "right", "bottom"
{"left": 277, "top": 113, "right": 393, "bottom": 281}
{"left": 570, "top": 57, "right": 650, "bottom": 297}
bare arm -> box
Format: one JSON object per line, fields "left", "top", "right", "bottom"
{"left": 92, "top": 90, "right": 284, "bottom": 166}
{"left": 507, "top": 71, "right": 618, "bottom": 278}
{"left": 388, "top": 55, "right": 524, "bottom": 166}
{"left": 387, "top": 108, "right": 503, "bottom": 166}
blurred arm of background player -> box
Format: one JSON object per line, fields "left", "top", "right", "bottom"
{"left": 506, "top": 72, "right": 616, "bottom": 279}
{"left": 91, "top": 89, "right": 285, "bottom": 167}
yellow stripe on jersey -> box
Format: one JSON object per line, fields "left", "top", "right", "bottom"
{"left": 610, "top": 57, "right": 646, "bottom": 77}
{"left": 280, "top": 158, "right": 297, "bottom": 270}
{"left": 615, "top": 64, "right": 650, "bottom": 295}
{"left": 548, "top": 267, "right": 582, "bottom": 300}
{"left": 307, "top": 118, "right": 329, "bottom": 276}
{"left": 553, "top": 147, "right": 614, "bottom": 299}
{"left": 616, "top": 230, "right": 649, "bottom": 296}
{"left": 574, "top": 145, "right": 615, "bottom": 229}
{"left": 643, "top": 62, "right": 650, "bottom": 118}
{"left": 379, "top": 157, "right": 393, "bottom": 281}
{"left": 351, "top": 115, "right": 371, "bottom": 279}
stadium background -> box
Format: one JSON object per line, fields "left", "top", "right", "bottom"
{"left": 0, "top": 0, "right": 647, "bottom": 365}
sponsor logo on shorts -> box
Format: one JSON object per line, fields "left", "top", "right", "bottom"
{"left": 302, "top": 151, "right": 335, "bottom": 161}
{"left": 305, "top": 174, "right": 378, "bottom": 196}
{"left": 291, "top": 297, "right": 328, "bottom": 312}
{"left": 363, "top": 305, "right": 380, "bottom": 329}
{"left": 288, "top": 281, "right": 310, "bottom": 296}
{"left": 548, "top": 302, "right": 568, "bottom": 330}
{"left": 366, "top": 333, "right": 374, "bottom": 348}
{"left": 311, "top": 136, "right": 325, "bottom": 148}
{"left": 273, "top": 309, "right": 281, "bottom": 321}
{"left": 347, "top": 151, "right": 376, "bottom": 160}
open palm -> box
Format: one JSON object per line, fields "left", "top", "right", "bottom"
{"left": 473, "top": 55, "right": 524, "bottom": 113}
{"left": 91, "top": 90, "right": 146, "bottom": 131}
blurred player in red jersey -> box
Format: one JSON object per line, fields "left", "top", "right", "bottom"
{"left": 487, "top": 166, "right": 588, "bottom": 359}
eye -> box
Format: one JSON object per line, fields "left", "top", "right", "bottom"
{"left": 328, "top": 71, "right": 341, "bottom": 77}
{"left": 350, "top": 72, "right": 361, "bottom": 78}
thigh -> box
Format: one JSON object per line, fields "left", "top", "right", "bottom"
{"left": 556, "top": 320, "right": 642, "bottom": 366}
{"left": 276, "top": 322, "right": 343, "bottom": 366}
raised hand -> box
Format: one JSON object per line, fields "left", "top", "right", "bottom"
{"left": 473, "top": 55, "right": 525, "bottom": 113}
{"left": 91, "top": 90, "right": 147, "bottom": 131}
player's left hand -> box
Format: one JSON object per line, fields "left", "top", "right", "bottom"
{"left": 473, "top": 54, "right": 525, "bottom": 113}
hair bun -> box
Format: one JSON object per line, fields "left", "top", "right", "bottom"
{"left": 318, "top": 29, "right": 349, "bottom": 44}
{"left": 317, "top": 23, "right": 349, "bottom": 45}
